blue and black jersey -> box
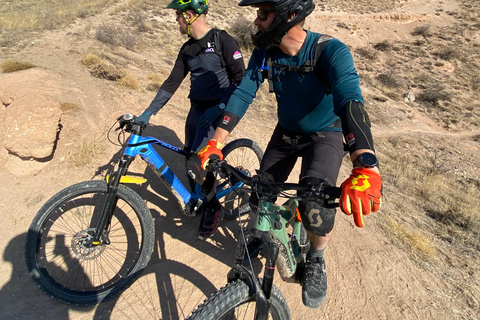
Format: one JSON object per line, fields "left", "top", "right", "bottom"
{"left": 146, "top": 28, "right": 245, "bottom": 114}
{"left": 219, "top": 30, "right": 363, "bottom": 134}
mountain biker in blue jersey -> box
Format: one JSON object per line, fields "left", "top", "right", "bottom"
{"left": 198, "top": 0, "right": 383, "bottom": 309}
{"left": 134, "top": 0, "right": 246, "bottom": 240}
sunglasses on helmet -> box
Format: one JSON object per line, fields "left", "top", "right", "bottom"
{"left": 256, "top": 8, "right": 275, "bottom": 21}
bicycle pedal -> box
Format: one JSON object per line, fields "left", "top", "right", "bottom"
{"left": 184, "top": 199, "right": 203, "bottom": 217}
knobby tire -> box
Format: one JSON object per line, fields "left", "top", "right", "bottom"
{"left": 187, "top": 279, "right": 291, "bottom": 320}
{"left": 25, "top": 180, "right": 155, "bottom": 306}
{"left": 220, "top": 139, "right": 263, "bottom": 220}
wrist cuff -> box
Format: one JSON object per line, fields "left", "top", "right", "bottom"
{"left": 209, "top": 139, "right": 222, "bottom": 149}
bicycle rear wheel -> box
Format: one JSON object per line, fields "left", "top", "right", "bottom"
{"left": 25, "top": 180, "right": 155, "bottom": 306}
{"left": 187, "top": 279, "right": 291, "bottom": 320}
{"left": 220, "top": 139, "right": 263, "bottom": 219}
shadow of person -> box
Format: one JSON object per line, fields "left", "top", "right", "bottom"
{"left": 0, "top": 233, "right": 95, "bottom": 320}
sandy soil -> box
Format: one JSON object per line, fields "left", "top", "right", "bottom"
{"left": 1, "top": 0, "right": 479, "bottom": 319}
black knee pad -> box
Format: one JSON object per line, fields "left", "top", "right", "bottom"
{"left": 298, "top": 202, "right": 336, "bottom": 236}
{"left": 298, "top": 177, "right": 336, "bottom": 236}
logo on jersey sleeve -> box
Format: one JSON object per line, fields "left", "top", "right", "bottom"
{"left": 233, "top": 51, "right": 242, "bottom": 60}
{"left": 222, "top": 115, "right": 231, "bottom": 125}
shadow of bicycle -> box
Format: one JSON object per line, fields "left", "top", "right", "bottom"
{"left": 0, "top": 233, "right": 96, "bottom": 319}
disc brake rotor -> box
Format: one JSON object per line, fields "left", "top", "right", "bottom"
{"left": 71, "top": 228, "right": 106, "bottom": 260}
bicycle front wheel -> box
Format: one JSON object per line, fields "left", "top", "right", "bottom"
{"left": 187, "top": 279, "right": 291, "bottom": 320}
{"left": 25, "top": 180, "right": 155, "bottom": 306}
{"left": 220, "top": 139, "right": 263, "bottom": 219}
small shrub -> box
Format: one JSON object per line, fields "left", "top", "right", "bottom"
{"left": 146, "top": 74, "right": 164, "bottom": 91}
{"left": 117, "top": 73, "right": 138, "bottom": 90}
{"left": 470, "top": 76, "right": 480, "bottom": 91}
{"left": 418, "top": 88, "right": 451, "bottom": 106}
{"left": 373, "top": 40, "right": 392, "bottom": 52}
{"left": 229, "top": 16, "right": 256, "bottom": 51}
{"left": 385, "top": 219, "right": 437, "bottom": 257}
{"left": 418, "top": 89, "right": 452, "bottom": 107}
{"left": 95, "top": 23, "right": 139, "bottom": 50}
{"left": 90, "top": 63, "right": 124, "bottom": 81}
{"left": 1, "top": 59, "right": 36, "bottom": 73}
{"left": 81, "top": 53, "right": 102, "bottom": 66}
{"left": 377, "top": 72, "right": 404, "bottom": 89}
{"left": 413, "top": 73, "right": 434, "bottom": 86}
{"left": 355, "top": 47, "right": 377, "bottom": 60}
{"left": 131, "top": 10, "right": 151, "bottom": 32}
{"left": 411, "top": 25, "right": 432, "bottom": 37}
{"left": 434, "top": 48, "right": 461, "bottom": 61}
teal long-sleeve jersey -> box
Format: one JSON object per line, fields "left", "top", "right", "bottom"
{"left": 218, "top": 30, "right": 364, "bottom": 134}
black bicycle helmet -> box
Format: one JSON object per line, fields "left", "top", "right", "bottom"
{"left": 238, "top": 0, "right": 315, "bottom": 50}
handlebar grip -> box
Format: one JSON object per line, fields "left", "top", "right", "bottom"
{"left": 326, "top": 186, "right": 342, "bottom": 199}
{"left": 219, "top": 161, "right": 253, "bottom": 185}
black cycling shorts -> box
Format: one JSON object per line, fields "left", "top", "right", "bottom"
{"left": 259, "top": 123, "right": 344, "bottom": 185}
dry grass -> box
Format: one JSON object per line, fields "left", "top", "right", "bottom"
{"left": 117, "top": 73, "right": 139, "bottom": 90}
{"left": 60, "top": 102, "right": 82, "bottom": 114}
{"left": 80, "top": 53, "right": 138, "bottom": 88}
{"left": 87, "top": 62, "right": 125, "bottom": 81}
{"left": 229, "top": 16, "right": 256, "bottom": 52}
{"left": 1, "top": 60, "right": 36, "bottom": 73}
{"left": 146, "top": 73, "right": 164, "bottom": 92}
{"left": 380, "top": 140, "right": 480, "bottom": 248}
{"left": 81, "top": 53, "right": 103, "bottom": 66}
{"left": 95, "top": 23, "right": 139, "bottom": 50}
{"left": 0, "top": 0, "right": 118, "bottom": 32}
{"left": 384, "top": 218, "right": 437, "bottom": 257}
{"left": 71, "top": 137, "right": 106, "bottom": 167}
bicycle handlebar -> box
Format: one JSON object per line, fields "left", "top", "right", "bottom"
{"left": 117, "top": 113, "right": 144, "bottom": 136}
{"left": 211, "top": 159, "right": 341, "bottom": 207}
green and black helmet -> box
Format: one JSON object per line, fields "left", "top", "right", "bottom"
{"left": 167, "top": 0, "right": 209, "bottom": 15}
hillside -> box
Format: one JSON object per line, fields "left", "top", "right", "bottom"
{"left": 0, "top": 0, "right": 479, "bottom": 319}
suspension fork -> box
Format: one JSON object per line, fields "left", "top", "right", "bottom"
{"left": 254, "top": 232, "right": 279, "bottom": 320}
{"left": 91, "top": 155, "right": 135, "bottom": 245}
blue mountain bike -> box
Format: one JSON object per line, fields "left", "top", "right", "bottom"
{"left": 25, "top": 114, "right": 263, "bottom": 306}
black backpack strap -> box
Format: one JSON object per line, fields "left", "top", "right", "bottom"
{"left": 261, "top": 34, "right": 334, "bottom": 94}
{"left": 260, "top": 48, "right": 275, "bottom": 93}
{"left": 214, "top": 29, "right": 226, "bottom": 68}
{"left": 313, "top": 34, "right": 334, "bottom": 93}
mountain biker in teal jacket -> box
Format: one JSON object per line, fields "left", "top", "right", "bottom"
{"left": 198, "top": 0, "right": 383, "bottom": 309}
{"left": 134, "top": 0, "right": 246, "bottom": 240}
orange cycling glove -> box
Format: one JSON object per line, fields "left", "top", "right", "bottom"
{"left": 197, "top": 139, "right": 223, "bottom": 170}
{"left": 340, "top": 168, "right": 382, "bottom": 228}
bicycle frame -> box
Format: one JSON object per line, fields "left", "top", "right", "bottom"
{"left": 226, "top": 198, "right": 303, "bottom": 320}
{"left": 124, "top": 133, "right": 245, "bottom": 206}
{"left": 255, "top": 198, "right": 304, "bottom": 273}
{"left": 91, "top": 120, "right": 245, "bottom": 245}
